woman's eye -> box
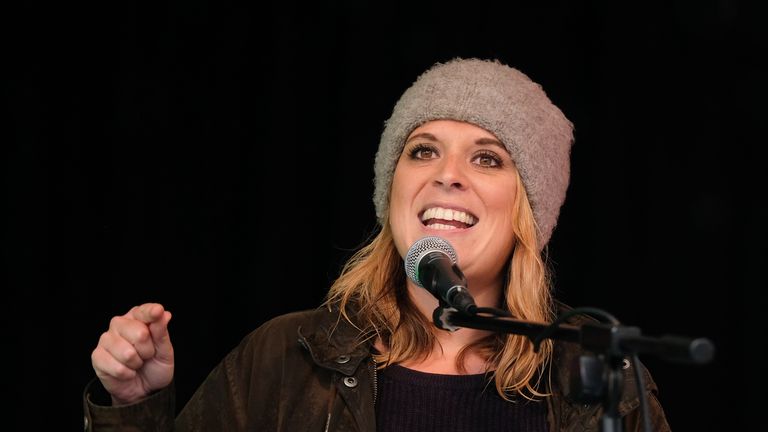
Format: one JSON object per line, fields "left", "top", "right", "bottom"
{"left": 408, "top": 144, "right": 438, "bottom": 160}
{"left": 474, "top": 152, "right": 502, "bottom": 167}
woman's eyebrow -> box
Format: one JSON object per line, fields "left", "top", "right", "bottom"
{"left": 406, "top": 132, "right": 439, "bottom": 143}
{"left": 405, "top": 133, "right": 506, "bottom": 151}
{"left": 476, "top": 137, "right": 506, "bottom": 151}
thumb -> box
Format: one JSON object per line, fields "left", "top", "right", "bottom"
{"left": 148, "top": 311, "right": 174, "bottom": 363}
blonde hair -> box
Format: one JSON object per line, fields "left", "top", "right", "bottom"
{"left": 325, "top": 169, "right": 554, "bottom": 400}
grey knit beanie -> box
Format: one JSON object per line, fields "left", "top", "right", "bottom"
{"left": 373, "top": 58, "right": 574, "bottom": 249}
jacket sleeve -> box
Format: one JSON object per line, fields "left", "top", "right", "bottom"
{"left": 82, "top": 323, "right": 274, "bottom": 432}
{"left": 83, "top": 310, "right": 325, "bottom": 432}
{"left": 83, "top": 378, "right": 176, "bottom": 432}
{"left": 82, "top": 322, "right": 264, "bottom": 432}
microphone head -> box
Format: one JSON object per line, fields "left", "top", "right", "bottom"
{"left": 404, "top": 236, "right": 458, "bottom": 287}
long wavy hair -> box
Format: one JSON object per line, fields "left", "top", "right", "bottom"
{"left": 324, "top": 168, "right": 554, "bottom": 400}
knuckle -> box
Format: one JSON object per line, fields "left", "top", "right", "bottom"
{"left": 121, "top": 346, "right": 140, "bottom": 363}
{"left": 97, "top": 331, "right": 110, "bottom": 346}
{"left": 134, "top": 326, "right": 151, "bottom": 343}
{"left": 109, "top": 316, "right": 123, "bottom": 329}
{"left": 126, "top": 329, "right": 151, "bottom": 349}
{"left": 113, "top": 362, "right": 136, "bottom": 380}
{"left": 90, "top": 347, "right": 102, "bottom": 365}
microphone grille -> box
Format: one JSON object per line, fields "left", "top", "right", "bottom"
{"left": 404, "top": 236, "right": 458, "bottom": 288}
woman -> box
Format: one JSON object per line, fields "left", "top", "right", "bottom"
{"left": 85, "top": 58, "right": 671, "bottom": 431}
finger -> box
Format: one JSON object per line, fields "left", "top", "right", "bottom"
{"left": 148, "top": 311, "right": 174, "bottom": 363}
{"left": 92, "top": 345, "right": 139, "bottom": 382}
{"left": 98, "top": 330, "right": 145, "bottom": 370}
{"left": 109, "top": 315, "right": 157, "bottom": 361}
{"left": 126, "top": 303, "right": 165, "bottom": 324}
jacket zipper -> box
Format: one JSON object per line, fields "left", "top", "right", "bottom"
{"left": 324, "top": 379, "right": 337, "bottom": 432}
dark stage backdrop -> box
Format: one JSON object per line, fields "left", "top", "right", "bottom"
{"left": 5, "top": 1, "right": 766, "bottom": 430}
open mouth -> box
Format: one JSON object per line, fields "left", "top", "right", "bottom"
{"left": 420, "top": 206, "right": 478, "bottom": 230}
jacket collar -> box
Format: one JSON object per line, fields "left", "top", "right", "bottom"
{"left": 297, "top": 304, "right": 373, "bottom": 376}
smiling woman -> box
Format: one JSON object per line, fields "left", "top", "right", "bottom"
{"left": 84, "top": 58, "right": 671, "bottom": 432}
{"left": 387, "top": 120, "right": 525, "bottom": 349}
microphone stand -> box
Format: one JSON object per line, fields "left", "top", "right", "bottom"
{"left": 432, "top": 303, "right": 715, "bottom": 432}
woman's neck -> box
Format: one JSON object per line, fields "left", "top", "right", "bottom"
{"left": 398, "top": 332, "right": 493, "bottom": 375}
{"left": 379, "top": 280, "right": 503, "bottom": 375}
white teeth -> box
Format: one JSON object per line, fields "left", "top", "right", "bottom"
{"left": 426, "top": 223, "right": 457, "bottom": 230}
{"left": 420, "top": 207, "right": 477, "bottom": 226}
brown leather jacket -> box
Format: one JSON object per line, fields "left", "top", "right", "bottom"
{"left": 84, "top": 305, "right": 671, "bottom": 431}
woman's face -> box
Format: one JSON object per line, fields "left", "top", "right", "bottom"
{"left": 389, "top": 120, "right": 519, "bottom": 288}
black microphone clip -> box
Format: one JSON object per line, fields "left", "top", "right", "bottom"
{"left": 432, "top": 301, "right": 461, "bottom": 332}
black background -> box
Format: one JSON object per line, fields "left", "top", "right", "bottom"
{"left": 5, "top": 1, "right": 766, "bottom": 430}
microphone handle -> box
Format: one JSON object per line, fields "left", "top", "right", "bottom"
{"left": 446, "top": 286, "right": 477, "bottom": 313}
{"left": 419, "top": 252, "right": 476, "bottom": 313}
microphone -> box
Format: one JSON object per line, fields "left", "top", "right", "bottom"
{"left": 404, "top": 236, "right": 477, "bottom": 314}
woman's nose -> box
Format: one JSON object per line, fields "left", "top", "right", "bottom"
{"left": 432, "top": 155, "right": 467, "bottom": 190}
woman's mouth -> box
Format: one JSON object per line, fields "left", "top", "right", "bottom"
{"left": 420, "top": 207, "right": 478, "bottom": 230}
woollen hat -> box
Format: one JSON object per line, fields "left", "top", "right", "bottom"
{"left": 373, "top": 58, "right": 574, "bottom": 249}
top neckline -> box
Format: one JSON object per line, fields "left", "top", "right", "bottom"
{"left": 380, "top": 364, "right": 493, "bottom": 390}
